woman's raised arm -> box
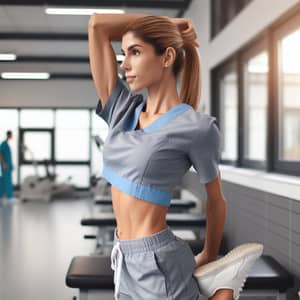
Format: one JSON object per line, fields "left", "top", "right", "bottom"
{"left": 88, "top": 13, "right": 145, "bottom": 106}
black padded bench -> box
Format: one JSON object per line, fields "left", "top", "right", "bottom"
{"left": 242, "top": 255, "right": 294, "bottom": 299}
{"left": 66, "top": 256, "right": 114, "bottom": 300}
{"left": 81, "top": 212, "right": 207, "bottom": 253}
{"left": 81, "top": 212, "right": 206, "bottom": 227}
{"left": 66, "top": 254, "right": 294, "bottom": 300}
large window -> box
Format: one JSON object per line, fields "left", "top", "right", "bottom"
{"left": 19, "top": 109, "right": 55, "bottom": 185}
{"left": 221, "top": 71, "right": 238, "bottom": 161}
{"left": 0, "top": 108, "right": 109, "bottom": 189}
{"left": 54, "top": 109, "right": 91, "bottom": 188}
{"left": 55, "top": 109, "right": 90, "bottom": 161}
{"left": 242, "top": 39, "right": 269, "bottom": 167}
{"left": 20, "top": 109, "right": 54, "bottom": 128}
{"left": 21, "top": 130, "right": 53, "bottom": 162}
{"left": 212, "top": 8, "right": 300, "bottom": 178}
{"left": 212, "top": 61, "right": 238, "bottom": 163}
{"left": 277, "top": 28, "right": 300, "bottom": 161}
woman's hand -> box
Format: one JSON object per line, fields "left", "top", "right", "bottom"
{"left": 170, "top": 17, "right": 199, "bottom": 48}
{"left": 194, "top": 250, "right": 216, "bottom": 269}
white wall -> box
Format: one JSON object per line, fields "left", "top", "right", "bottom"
{"left": 0, "top": 80, "right": 98, "bottom": 107}
{"left": 184, "top": 0, "right": 300, "bottom": 113}
{"left": 1, "top": 0, "right": 299, "bottom": 109}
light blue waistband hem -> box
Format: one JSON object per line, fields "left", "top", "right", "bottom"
{"left": 102, "top": 165, "right": 172, "bottom": 207}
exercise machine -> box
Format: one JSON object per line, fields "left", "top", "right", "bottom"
{"left": 90, "top": 135, "right": 111, "bottom": 200}
{"left": 20, "top": 145, "right": 76, "bottom": 202}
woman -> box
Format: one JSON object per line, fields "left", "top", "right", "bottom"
{"left": 88, "top": 13, "right": 263, "bottom": 300}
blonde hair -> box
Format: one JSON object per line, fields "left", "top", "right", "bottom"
{"left": 123, "top": 16, "right": 201, "bottom": 111}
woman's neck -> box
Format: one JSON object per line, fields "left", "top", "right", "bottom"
{"left": 145, "top": 75, "right": 181, "bottom": 116}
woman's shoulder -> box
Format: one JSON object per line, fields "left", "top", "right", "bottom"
{"left": 182, "top": 110, "right": 219, "bottom": 147}
{"left": 187, "top": 109, "right": 217, "bottom": 131}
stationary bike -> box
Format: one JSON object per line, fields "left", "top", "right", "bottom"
{"left": 20, "top": 145, "right": 76, "bottom": 202}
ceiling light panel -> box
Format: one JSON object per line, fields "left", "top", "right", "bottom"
{"left": 45, "top": 8, "right": 125, "bottom": 15}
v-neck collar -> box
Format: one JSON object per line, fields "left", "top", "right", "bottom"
{"left": 129, "top": 100, "right": 192, "bottom": 133}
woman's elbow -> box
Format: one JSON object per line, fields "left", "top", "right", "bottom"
{"left": 88, "top": 14, "right": 100, "bottom": 29}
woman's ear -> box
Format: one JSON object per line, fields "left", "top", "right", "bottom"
{"left": 163, "top": 47, "right": 176, "bottom": 68}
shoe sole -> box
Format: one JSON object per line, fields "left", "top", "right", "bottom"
{"left": 193, "top": 243, "right": 263, "bottom": 277}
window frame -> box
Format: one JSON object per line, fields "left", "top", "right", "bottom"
{"left": 212, "top": 4, "right": 300, "bottom": 179}
{"left": 239, "top": 36, "right": 269, "bottom": 170}
{"left": 211, "top": 56, "right": 238, "bottom": 166}
{"left": 0, "top": 107, "right": 99, "bottom": 190}
{"left": 19, "top": 128, "right": 55, "bottom": 165}
{"left": 272, "top": 12, "right": 300, "bottom": 176}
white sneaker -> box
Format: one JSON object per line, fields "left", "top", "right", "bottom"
{"left": 193, "top": 243, "right": 263, "bottom": 300}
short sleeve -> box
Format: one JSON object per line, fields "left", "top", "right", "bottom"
{"left": 188, "top": 117, "right": 222, "bottom": 184}
{"left": 95, "top": 77, "right": 132, "bottom": 128}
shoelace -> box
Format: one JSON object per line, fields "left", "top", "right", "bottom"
{"left": 111, "top": 241, "right": 124, "bottom": 299}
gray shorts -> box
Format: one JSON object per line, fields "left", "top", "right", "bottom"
{"left": 111, "top": 226, "right": 201, "bottom": 300}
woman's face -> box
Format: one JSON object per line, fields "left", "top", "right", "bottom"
{"left": 120, "top": 31, "right": 165, "bottom": 92}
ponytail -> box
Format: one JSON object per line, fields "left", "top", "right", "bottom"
{"left": 179, "top": 43, "right": 201, "bottom": 111}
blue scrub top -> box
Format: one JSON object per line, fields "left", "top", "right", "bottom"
{"left": 0, "top": 140, "right": 13, "bottom": 172}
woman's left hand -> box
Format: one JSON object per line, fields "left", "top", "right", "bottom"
{"left": 170, "top": 17, "right": 200, "bottom": 48}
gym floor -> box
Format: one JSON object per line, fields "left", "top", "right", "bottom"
{"left": 0, "top": 198, "right": 114, "bottom": 300}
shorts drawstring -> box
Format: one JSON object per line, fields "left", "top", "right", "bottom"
{"left": 110, "top": 226, "right": 177, "bottom": 299}
{"left": 111, "top": 237, "right": 123, "bottom": 299}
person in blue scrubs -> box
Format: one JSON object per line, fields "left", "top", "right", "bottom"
{"left": 0, "top": 130, "right": 14, "bottom": 201}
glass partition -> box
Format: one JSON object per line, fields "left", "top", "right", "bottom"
{"left": 278, "top": 28, "right": 300, "bottom": 161}
{"left": 55, "top": 110, "right": 90, "bottom": 161}
{"left": 243, "top": 51, "right": 268, "bottom": 161}
{"left": 20, "top": 109, "right": 54, "bottom": 128}
{"left": 220, "top": 71, "right": 238, "bottom": 160}
{"left": 22, "top": 131, "right": 52, "bottom": 161}
{"left": 55, "top": 165, "right": 89, "bottom": 188}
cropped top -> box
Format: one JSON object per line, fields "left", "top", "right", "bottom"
{"left": 95, "top": 77, "right": 222, "bottom": 207}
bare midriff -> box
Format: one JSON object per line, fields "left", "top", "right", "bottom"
{"left": 111, "top": 112, "right": 169, "bottom": 240}
{"left": 112, "top": 185, "right": 168, "bottom": 240}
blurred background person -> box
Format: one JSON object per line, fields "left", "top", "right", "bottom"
{"left": 0, "top": 130, "right": 16, "bottom": 205}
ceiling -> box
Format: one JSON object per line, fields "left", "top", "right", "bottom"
{"left": 0, "top": 0, "right": 192, "bottom": 79}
